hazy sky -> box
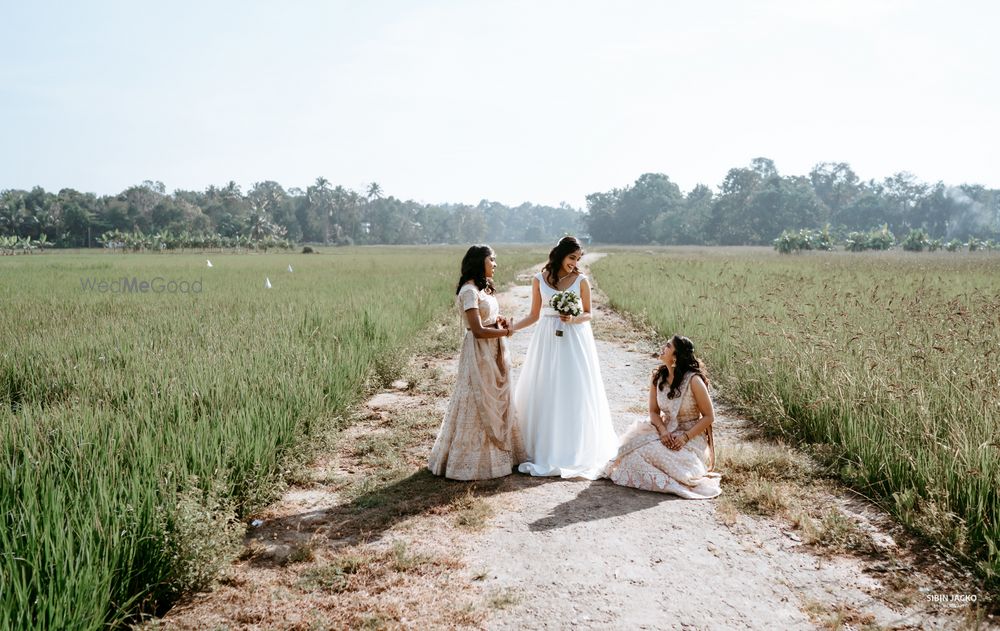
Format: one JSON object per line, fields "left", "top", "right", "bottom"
{"left": 2, "top": 0, "right": 997, "bottom": 208}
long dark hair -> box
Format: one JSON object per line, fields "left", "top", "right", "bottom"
{"left": 456, "top": 244, "right": 495, "bottom": 295}
{"left": 542, "top": 236, "right": 583, "bottom": 287}
{"left": 654, "top": 335, "right": 709, "bottom": 399}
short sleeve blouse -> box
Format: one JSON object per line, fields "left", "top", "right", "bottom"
{"left": 459, "top": 284, "right": 480, "bottom": 311}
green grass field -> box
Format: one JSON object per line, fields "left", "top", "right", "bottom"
{"left": 591, "top": 247, "right": 1000, "bottom": 588}
{"left": 0, "top": 246, "right": 544, "bottom": 630}
{"left": 6, "top": 245, "right": 998, "bottom": 628}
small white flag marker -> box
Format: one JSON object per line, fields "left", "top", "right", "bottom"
{"left": 264, "top": 277, "right": 272, "bottom": 289}
{"left": 206, "top": 260, "right": 213, "bottom": 267}
{"left": 287, "top": 264, "right": 294, "bottom": 273}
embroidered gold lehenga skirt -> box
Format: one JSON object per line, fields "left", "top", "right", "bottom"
{"left": 605, "top": 421, "right": 721, "bottom": 499}
{"left": 427, "top": 332, "right": 523, "bottom": 480}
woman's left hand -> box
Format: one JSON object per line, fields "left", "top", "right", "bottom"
{"left": 664, "top": 432, "right": 686, "bottom": 451}
{"left": 559, "top": 314, "right": 575, "bottom": 323}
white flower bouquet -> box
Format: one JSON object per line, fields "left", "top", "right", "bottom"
{"left": 549, "top": 290, "right": 582, "bottom": 337}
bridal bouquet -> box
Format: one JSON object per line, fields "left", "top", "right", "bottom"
{"left": 549, "top": 290, "right": 582, "bottom": 337}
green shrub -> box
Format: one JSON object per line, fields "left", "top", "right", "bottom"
{"left": 902, "top": 228, "right": 930, "bottom": 252}
{"left": 866, "top": 224, "right": 894, "bottom": 250}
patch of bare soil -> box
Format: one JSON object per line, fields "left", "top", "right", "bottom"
{"left": 146, "top": 255, "right": 996, "bottom": 631}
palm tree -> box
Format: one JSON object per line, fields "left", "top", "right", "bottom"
{"left": 366, "top": 182, "right": 383, "bottom": 201}
{"left": 222, "top": 181, "right": 241, "bottom": 200}
{"left": 247, "top": 212, "right": 268, "bottom": 241}
{"left": 307, "top": 177, "right": 334, "bottom": 243}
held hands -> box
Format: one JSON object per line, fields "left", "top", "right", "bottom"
{"left": 495, "top": 316, "right": 514, "bottom": 337}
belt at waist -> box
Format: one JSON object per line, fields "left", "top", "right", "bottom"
{"left": 466, "top": 322, "right": 499, "bottom": 330}
{"left": 676, "top": 418, "right": 701, "bottom": 432}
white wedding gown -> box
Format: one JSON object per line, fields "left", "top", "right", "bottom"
{"left": 514, "top": 272, "right": 619, "bottom": 479}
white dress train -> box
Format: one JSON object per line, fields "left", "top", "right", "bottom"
{"left": 514, "top": 273, "right": 619, "bottom": 479}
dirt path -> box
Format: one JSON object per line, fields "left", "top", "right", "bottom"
{"left": 466, "top": 254, "right": 984, "bottom": 630}
{"left": 154, "top": 254, "right": 995, "bottom": 630}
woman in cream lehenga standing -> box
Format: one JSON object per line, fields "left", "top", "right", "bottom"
{"left": 427, "top": 245, "right": 522, "bottom": 480}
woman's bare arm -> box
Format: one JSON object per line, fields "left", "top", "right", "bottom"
{"left": 681, "top": 375, "right": 715, "bottom": 442}
{"left": 563, "top": 277, "right": 593, "bottom": 324}
{"left": 464, "top": 306, "right": 509, "bottom": 339}
{"left": 648, "top": 380, "right": 668, "bottom": 436}
{"left": 511, "top": 277, "right": 542, "bottom": 332}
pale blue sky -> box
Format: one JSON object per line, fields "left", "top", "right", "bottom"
{"left": 2, "top": 0, "right": 997, "bottom": 207}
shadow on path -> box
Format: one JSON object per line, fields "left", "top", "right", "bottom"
{"left": 529, "top": 479, "right": 677, "bottom": 532}
{"left": 246, "top": 469, "right": 568, "bottom": 567}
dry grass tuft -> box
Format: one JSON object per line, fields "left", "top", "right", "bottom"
{"left": 716, "top": 441, "right": 883, "bottom": 559}
{"left": 800, "top": 598, "right": 880, "bottom": 631}
{"left": 794, "top": 509, "right": 880, "bottom": 557}
{"left": 487, "top": 588, "right": 520, "bottom": 611}
{"left": 290, "top": 540, "right": 479, "bottom": 628}
{"left": 450, "top": 489, "right": 497, "bottom": 531}
{"left": 715, "top": 442, "right": 814, "bottom": 519}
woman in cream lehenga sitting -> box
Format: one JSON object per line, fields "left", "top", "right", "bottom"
{"left": 605, "top": 334, "right": 721, "bottom": 499}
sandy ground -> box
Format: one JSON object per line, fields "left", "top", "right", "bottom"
{"left": 153, "top": 254, "right": 996, "bottom": 631}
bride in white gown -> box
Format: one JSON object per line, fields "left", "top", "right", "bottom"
{"left": 508, "top": 236, "right": 619, "bottom": 479}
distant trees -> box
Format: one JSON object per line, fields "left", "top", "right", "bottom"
{"left": 583, "top": 158, "right": 1000, "bottom": 246}
{"left": 9, "top": 160, "right": 997, "bottom": 249}
{"left": 0, "top": 181, "right": 585, "bottom": 248}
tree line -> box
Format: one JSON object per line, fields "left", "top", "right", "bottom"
{"left": 3, "top": 159, "right": 998, "bottom": 249}
{"left": 584, "top": 158, "right": 1000, "bottom": 245}
{"left": 0, "top": 179, "right": 583, "bottom": 249}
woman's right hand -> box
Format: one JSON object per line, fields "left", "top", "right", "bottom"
{"left": 664, "top": 432, "right": 686, "bottom": 451}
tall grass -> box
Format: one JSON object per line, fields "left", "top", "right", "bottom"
{"left": 592, "top": 248, "right": 1000, "bottom": 586}
{"left": 0, "top": 246, "right": 543, "bottom": 629}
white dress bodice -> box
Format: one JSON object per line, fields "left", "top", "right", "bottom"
{"left": 536, "top": 272, "right": 584, "bottom": 317}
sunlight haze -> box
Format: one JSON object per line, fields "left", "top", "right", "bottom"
{"left": 2, "top": 0, "right": 996, "bottom": 207}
